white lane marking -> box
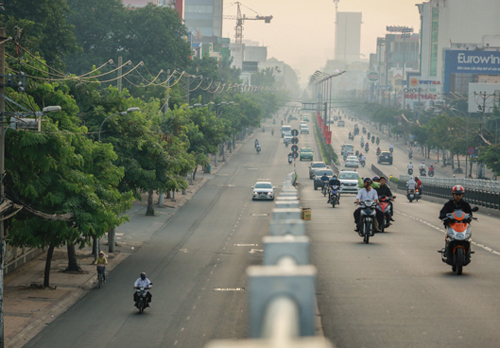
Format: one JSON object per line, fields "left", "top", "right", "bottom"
{"left": 395, "top": 210, "right": 500, "bottom": 256}
{"left": 174, "top": 340, "right": 178, "bottom": 345}
{"left": 181, "top": 328, "right": 185, "bottom": 332}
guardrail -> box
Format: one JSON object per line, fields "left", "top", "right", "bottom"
{"left": 205, "top": 172, "right": 334, "bottom": 348}
{"left": 398, "top": 175, "right": 500, "bottom": 210}
{"left": 399, "top": 174, "right": 500, "bottom": 193}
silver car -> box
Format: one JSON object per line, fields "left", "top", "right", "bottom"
{"left": 345, "top": 155, "right": 359, "bottom": 168}
{"left": 338, "top": 170, "right": 360, "bottom": 194}
{"left": 252, "top": 182, "right": 275, "bottom": 200}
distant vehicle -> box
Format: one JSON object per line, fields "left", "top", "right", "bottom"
{"left": 291, "top": 115, "right": 298, "bottom": 120}
{"left": 281, "top": 125, "right": 291, "bottom": 138}
{"left": 251, "top": 182, "right": 275, "bottom": 201}
{"left": 337, "top": 120, "right": 345, "bottom": 127}
{"left": 303, "top": 116, "right": 310, "bottom": 122}
{"left": 345, "top": 155, "right": 359, "bottom": 168}
{"left": 309, "top": 162, "right": 328, "bottom": 179}
{"left": 377, "top": 151, "right": 393, "bottom": 165}
{"left": 300, "top": 147, "right": 313, "bottom": 161}
{"left": 313, "top": 169, "right": 334, "bottom": 190}
{"left": 283, "top": 133, "right": 293, "bottom": 144}
{"left": 300, "top": 125, "right": 309, "bottom": 134}
{"left": 338, "top": 170, "right": 360, "bottom": 194}
{"left": 341, "top": 144, "right": 354, "bottom": 156}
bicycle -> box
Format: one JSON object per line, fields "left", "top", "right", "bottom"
{"left": 97, "top": 265, "right": 105, "bottom": 288}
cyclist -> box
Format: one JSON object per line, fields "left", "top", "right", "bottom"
{"left": 96, "top": 251, "right": 108, "bottom": 283}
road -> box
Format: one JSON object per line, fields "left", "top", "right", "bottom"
{"left": 24, "top": 113, "right": 500, "bottom": 348}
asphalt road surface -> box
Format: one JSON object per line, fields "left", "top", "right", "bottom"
{"left": 25, "top": 114, "right": 500, "bottom": 348}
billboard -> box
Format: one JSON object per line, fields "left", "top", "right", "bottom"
{"left": 467, "top": 83, "right": 500, "bottom": 113}
{"left": 450, "top": 50, "right": 500, "bottom": 75}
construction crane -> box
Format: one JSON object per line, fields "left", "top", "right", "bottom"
{"left": 223, "top": 2, "right": 273, "bottom": 69}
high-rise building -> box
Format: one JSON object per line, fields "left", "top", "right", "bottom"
{"left": 122, "top": 0, "right": 184, "bottom": 18}
{"left": 335, "top": 12, "right": 362, "bottom": 63}
{"left": 184, "top": 0, "right": 223, "bottom": 38}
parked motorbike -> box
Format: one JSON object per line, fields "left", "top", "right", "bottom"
{"left": 408, "top": 168, "right": 413, "bottom": 175}
{"left": 357, "top": 200, "right": 378, "bottom": 244}
{"left": 377, "top": 195, "right": 394, "bottom": 232}
{"left": 288, "top": 155, "right": 293, "bottom": 165}
{"left": 329, "top": 185, "right": 340, "bottom": 208}
{"left": 135, "top": 286, "right": 152, "bottom": 314}
{"left": 428, "top": 170, "right": 435, "bottom": 177}
{"left": 438, "top": 207, "right": 479, "bottom": 275}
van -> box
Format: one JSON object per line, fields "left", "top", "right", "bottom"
{"left": 281, "top": 125, "right": 291, "bottom": 138}
{"left": 338, "top": 120, "right": 345, "bottom": 127}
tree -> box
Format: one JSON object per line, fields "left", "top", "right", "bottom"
{"left": 478, "top": 144, "right": 500, "bottom": 176}
{"left": 0, "top": 0, "right": 79, "bottom": 70}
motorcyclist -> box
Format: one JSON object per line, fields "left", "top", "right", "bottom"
{"left": 360, "top": 154, "right": 366, "bottom": 165}
{"left": 256, "top": 143, "right": 261, "bottom": 152}
{"left": 287, "top": 152, "right": 293, "bottom": 163}
{"left": 429, "top": 164, "right": 434, "bottom": 173}
{"left": 96, "top": 251, "right": 108, "bottom": 283}
{"left": 376, "top": 136, "right": 380, "bottom": 144}
{"left": 365, "top": 142, "right": 369, "bottom": 151}
{"left": 407, "top": 176, "right": 417, "bottom": 190}
{"left": 376, "top": 147, "right": 381, "bottom": 156}
{"left": 415, "top": 176, "right": 423, "bottom": 195}
{"left": 255, "top": 139, "right": 259, "bottom": 147}
{"left": 407, "top": 161, "right": 414, "bottom": 174}
{"left": 327, "top": 175, "right": 341, "bottom": 204}
{"left": 438, "top": 185, "right": 473, "bottom": 254}
{"left": 375, "top": 176, "right": 395, "bottom": 221}
{"left": 360, "top": 136, "right": 364, "bottom": 144}
{"left": 389, "top": 143, "right": 394, "bottom": 152}
{"left": 271, "top": 128, "right": 274, "bottom": 135}
{"left": 134, "top": 272, "right": 152, "bottom": 305}
{"left": 349, "top": 131, "right": 352, "bottom": 138}
{"left": 419, "top": 161, "right": 426, "bottom": 172}
{"left": 354, "top": 178, "right": 384, "bottom": 233}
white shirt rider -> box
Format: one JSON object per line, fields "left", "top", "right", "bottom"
{"left": 360, "top": 154, "right": 366, "bottom": 162}
{"left": 356, "top": 187, "right": 379, "bottom": 202}
{"left": 389, "top": 144, "right": 394, "bottom": 150}
{"left": 407, "top": 178, "right": 417, "bottom": 189}
{"left": 134, "top": 277, "right": 152, "bottom": 293}
{"left": 408, "top": 163, "right": 413, "bottom": 170}
{"left": 419, "top": 162, "right": 426, "bottom": 170}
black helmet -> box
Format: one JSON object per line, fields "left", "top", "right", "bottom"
{"left": 140, "top": 272, "right": 147, "bottom": 280}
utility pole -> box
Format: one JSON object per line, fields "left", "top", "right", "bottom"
{"left": 117, "top": 56, "right": 123, "bottom": 92}
{"left": 0, "top": 27, "right": 6, "bottom": 348}
{"left": 164, "top": 69, "right": 170, "bottom": 114}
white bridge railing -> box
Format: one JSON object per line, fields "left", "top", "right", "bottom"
{"left": 399, "top": 175, "right": 500, "bottom": 192}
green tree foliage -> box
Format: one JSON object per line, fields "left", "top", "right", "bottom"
{"left": 1, "top": 0, "right": 78, "bottom": 69}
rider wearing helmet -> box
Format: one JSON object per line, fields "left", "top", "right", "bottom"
{"left": 134, "top": 272, "right": 153, "bottom": 305}
{"left": 439, "top": 185, "right": 472, "bottom": 224}
{"left": 375, "top": 176, "right": 395, "bottom": 221}
{"left": 327, "top": 174, "right": 342, "bottom": 204}
{"left": 96, "top": 251, "right": 108, "bottom": 282}
{"left": 372, "top": 176, "right": 380, "bottom": 183}
{"left": 354, "top": 178, "right": 384, "bottom": 232}
{"left": 438, "top": 185, "right": 473, "bottom": 256}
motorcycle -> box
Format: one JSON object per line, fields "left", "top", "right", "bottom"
{"left": 377, "top": 195, "right": 394, "bottom": 232}
{"left": 389, "top": 147, "right": 393, "bottom": 154}
{"left": 376, "top": 149, "right": 381, "bottom": 157}
{"left": 367, "top": 132, "right": 371, "bottom": 139}
{"left": 438, "top": 207, "right": 479, "bottom": 275}
{"left": 349, "top": 134, "right": 354, "bottom": 140}
{"left": 271, "top": 130, "right": 274, "bottom": 136}
{"left": 329, "top": 185, "right": 340, "bottom": 208}
{"left": 135, "top": 286, "right": 152, "bottom": 313}
{"left": 409, "top": 152, "right": 412, "bottom": 159}
{"left": 407, "top": 188, "right": 416, "bottom": 203}
{"left": 371, "top": 136, "right": 375, "bottom": 144}
{"left": 357, "top": 200, "right": 378, "bottom": 244}
{"left": 420, "top": 168, "right": 427, "bottom": 176}
{"left": 256, "top": 146, "right": 261, "bottom": 154}
{"left": 408, "top": 168, "right": 413, "bottom": 175}
{"left": 360, "top": 159, "right": 366, "bottom": 167}
{"left": 428, "top": 169, "right": 434, "bottom": 177}
{"left": 362, "top": 127, "right": 366, "bottom": 134}
{"left": 285, "top": 141, "right": 289, "bottom": 148}
{"left": 376, "top": 137, "right": 380, "bottom": 145}
{"left": 322, "top": 182, "right": 329, "bottom": 197}
{"left": 415, "top": 187, "right": 421, "bottom": 201}
{"left": 288, "top": 155, "right": 293, "bottom": 165}
{"left": 365, "top": 144, "right": 369, "bottom": 152}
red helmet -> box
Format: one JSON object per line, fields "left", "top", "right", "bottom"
{"left": 452, "top": 185, "right": 465, "bottom": 194}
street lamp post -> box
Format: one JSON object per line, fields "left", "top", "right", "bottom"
{"left": 97, "top": 107, "right": 139, "bottom": 253}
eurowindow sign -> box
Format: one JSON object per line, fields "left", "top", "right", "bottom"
{"left": 451, "top": 50, "right": 500, "bottom": 75}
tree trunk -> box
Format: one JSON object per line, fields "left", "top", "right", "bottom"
{"left": 193, "top": 165, "right": 198, "bottom": 181}
{"left": 146, "top": 190, "right": 155, "bottom": 216}
{"left": 437, "top": 149, "right": 440, "bottom": 163}
{"left": 166, "top": 190, "right": 171, "bottom": 199}
{"left": 456, "top": 153, "right": 461, "bottom": 168}
{"left": 66, "top": 242, "right": 82, "bottom": 272}
{"left": 469, "top": 160, "right": 473, "bottom": 178}
{"left": 44, "top": 244, "right": 55, "bottom": 288}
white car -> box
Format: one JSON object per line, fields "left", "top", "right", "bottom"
{"left": 300, "top": 126, "right": 309, "bottom": 134}
{"left": 252, "top": 182, "right": 275, "bottom": 200}
{"left": 283, "top": 132, "right": 293, "bottom": 143}
{"left": 345, "top": 155, "right": 359, "bottom": 168}
{"left": 338, "top": 170, "right": 360, "bottom": 194}
{"left": 341, "top": 144, "right": 354, "bottom": 156}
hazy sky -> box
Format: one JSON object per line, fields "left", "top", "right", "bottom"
{"left": 222, "top": 0, "right": 422, "bottom": 86}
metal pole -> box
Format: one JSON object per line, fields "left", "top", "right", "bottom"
{"left": 402, "top": 35, "right": 406, "bottom": 110}
{"left": 117, "top": 56, "right": 123, "bottom": 92}
{"left": 466, "top": 112, "right": 469, "bottom": 178}
{"left": 0, "top": 27, "right": 6, "bottom": 348}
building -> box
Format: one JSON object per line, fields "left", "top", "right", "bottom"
{"left": 417, "top": 0, "right": 500, "bottom": 83}
{"left": 335, "top": 12, "right": 362, "bottom": 63}
{"left": 184, "top": 0, "right": 223, "bottom": 38}
{"left": 122, "top": 0, "right": 184, "bottom": 18}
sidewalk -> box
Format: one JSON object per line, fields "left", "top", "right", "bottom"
{"left": 3, "top": 134, "right": 254, "bottom": 348}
